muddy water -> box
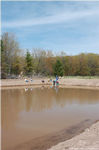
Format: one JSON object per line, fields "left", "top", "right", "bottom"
{"left": 1, "top": 87, "right": 99, "bottom": 150}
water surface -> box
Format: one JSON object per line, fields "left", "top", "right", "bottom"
{"left": 2, "top": 87, "right": 99, "bottom": 150}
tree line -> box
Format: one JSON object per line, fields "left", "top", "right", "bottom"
{"left": 1, "top": 32, "right": 99, "bottom": 79}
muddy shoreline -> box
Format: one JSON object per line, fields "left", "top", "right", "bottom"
{"left": 8, "top": 119, "right": 95, "bottom": 150}
{"left": 1, "top": 78, "right": 99, "bottom": 90}
{"left": 49, "top": 120, "right": 99, "bottom": 150}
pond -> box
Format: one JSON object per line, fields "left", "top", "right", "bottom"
{"left": 1, "top": 87, "right": 99, "bottom": 150}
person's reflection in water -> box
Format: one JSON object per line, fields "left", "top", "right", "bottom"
{"left": 30, "top": 88, "right": 33, "bottom": 91}
{"left": 54, "top": 86, "right": 59, "bottom": 93}
{"left": 50, "top": 85, "right": 53, "bottom": 88}
{"left": 41, "top": 85, "right": 45, "bottom": 90}
{"left": 25, "top": 88, "right": 28, "bottom": 92}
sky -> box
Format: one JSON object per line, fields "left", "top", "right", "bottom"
{"left": 1, "top": 1, "right": 99, "bottom": 55}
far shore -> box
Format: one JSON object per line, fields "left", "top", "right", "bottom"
{"left": 1, "top": 77, "right": 99, "bottom": 90}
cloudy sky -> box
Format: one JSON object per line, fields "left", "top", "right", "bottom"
{"left": 1, "top": 1, "right": 99, "bottom": 55}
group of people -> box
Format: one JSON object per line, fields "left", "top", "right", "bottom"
{"left": 24, "top": 75, "right": 59, "bottom": 86}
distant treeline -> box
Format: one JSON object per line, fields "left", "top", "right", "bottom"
{"left": 1, "top": 32, "right": 99, "bottom": 79}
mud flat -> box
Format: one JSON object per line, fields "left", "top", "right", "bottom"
{"left": 48, "top": 121, "right": 99, "bottom": 150}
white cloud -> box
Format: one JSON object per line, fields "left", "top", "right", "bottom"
{"left": 2, "top": 9, "right": 99, "bottom": 28}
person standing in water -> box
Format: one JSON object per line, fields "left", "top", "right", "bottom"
{"left": 55, "top": 75, "right": 59, "bottom": 86}
{"left": 53, "top": 75, "right": 59, "bottom": 86}
{"left": 56, "top": 75, "right": 59, "bottom": 81}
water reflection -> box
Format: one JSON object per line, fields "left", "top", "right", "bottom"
{"left": 1, "top": 87, "right": 99, "bottom": 150}
{"left": 2, "top": 87, "right": 99, "bottom": 113}
{"left": 25, "top": 88, "right": 28, "bottom": 92}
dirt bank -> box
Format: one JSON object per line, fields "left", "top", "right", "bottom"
{"left": 48, "top": 121, "right": 99, "bottom": 150}
{"left": 1, "top": 78, "right": 99, "bottom": 89}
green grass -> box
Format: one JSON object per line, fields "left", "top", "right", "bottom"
{"left": 63, "top": 76, "right": 99, "bottom": 79}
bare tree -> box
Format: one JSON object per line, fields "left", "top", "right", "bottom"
{"left": 1, "top": 32, "right": 21, "bottom": 77}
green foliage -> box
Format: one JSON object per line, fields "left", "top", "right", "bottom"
{"left": 11, "top": 57, "right": 22, "bottom": 75}
{"left": 53, "top": 60, "right": 64, "bottom": 77}
{"left": 24, "top": 51, "right": 34, "bottom": 76}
